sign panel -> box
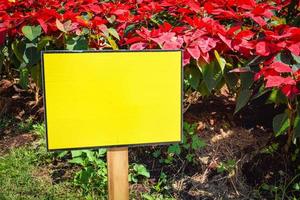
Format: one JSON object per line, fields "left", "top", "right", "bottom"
{"left": 42, "top": 50, "right": 182, "bottom": 151}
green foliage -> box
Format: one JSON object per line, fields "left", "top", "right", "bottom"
{"left": 273, "top": 111, "right": 290, "bottom": 137}
{"left": 292, "top": 113, "right": 300, "bottom": 138}
{"left": 184, "top": 53, "right": 238, "bottom": 97}
{"left": 66, "top": 36, "right": 88, "bottom": 50}
{"left": 234, "top": 89, "right": 252, "bottom": 114}
{"left": 151, "top": 172, "right": 170, "bottom": 194}
{"left": 157, "top": 122, "right": 206, "bottom": 164}
{"left": 141, "top": 193, "right": 175, "bottom": 200}
{"left": 31, "top": 123, "right": 46, "bottom": 136}
{"left": 19, "top": 66, "right": 29, "bottom": 89}
{"left": 132, "top": 172, "right": 174, "bottom": 200}
{"left": 261, "top": 143, "right": 279, "bottom": 156}
{"left": 185, "top": 64, "right": 201, "bottom": 90}
{"left": 267, "top": 89, "right": 287, "bottom": 105}
{"left": 201, "top": 60, "right": 223, "bottom": 93}
{"left": 217, "top": 159, "right": 236, "bottom": 174}
{"left": 257, "top": 173, "right": 300, "bottom": 200}
{"left": 17, "top": 117, "right": 34, "bottom": 132}
{"left": 129, "top": 163, "right": 150, "bottom": 183}
{"left": 22, "top": 25, "right": 42, "bottom": 42}
{"left": 68, "top": 149, "right": 107, "bottom": 199}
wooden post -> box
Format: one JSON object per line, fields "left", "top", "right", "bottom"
{"left": 107, "top": 147, "right": 129, "bottom": 200}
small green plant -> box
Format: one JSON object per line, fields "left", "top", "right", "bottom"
{"left": 31, "top": 123, "right": 45, "bottom": 136}
{"left": 68, "top": 149, "right": 107, "bottom": 199}
{"left": 152, "top": 172, "right": 170, "bottom": 193}
{"left": 129, "top": 163, "right": 150, "bottom": 183}
{"left": 217, "top": 159, "right": 236, "bottom": 175}
{"left": 154, "top": 122, "right": 206, "bottom": 164}
{"left": 261, "top": 143, "right": 279, "bottom": 156}
{"left": 139, "top": 172, "right": 174, "bottom": 200}
{"left": 17, "top": 117, "right": 34, "bottom": 132}
{"left": 141, "top": 193, "right": 175, "bottom": 200}
{"left": 257, "top": 172, "right": 300, "bottom": 199}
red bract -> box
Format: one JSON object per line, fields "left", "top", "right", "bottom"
{"left": 1, "top": 0, "right": 300, "bottom": 97}
{"left": 265, "top": 76, "right": 295, "bottom": 88}
{"left": 269, "top": 62, "right": 292, "bottom": 73}
{"left": 257, "top": 60, "right": 299, "bottom": 99}
{"left": 281, "top": 84, "right": 299, "bottom": 98}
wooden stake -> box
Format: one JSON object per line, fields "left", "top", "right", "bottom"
{"left": 107, "top": 147, "right": 129, "bottom": 200}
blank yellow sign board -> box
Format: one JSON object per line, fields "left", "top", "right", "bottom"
{"left": 42, "top": 50, "right": 182, "bottom": 151}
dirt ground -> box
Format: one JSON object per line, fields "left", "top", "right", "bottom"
{"left": 0, "top": 80, "right": 297, "bottom": 199}
{"left": 131, "top": 93, "right": 295, "bottom": 199}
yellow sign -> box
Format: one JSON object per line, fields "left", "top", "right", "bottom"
{"left": 42, "top": 50, "right": 182, "bottom": 151}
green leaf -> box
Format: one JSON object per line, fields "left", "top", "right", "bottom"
{"left": 108, "top": 28, "right": 120, "bottom": 40}
{"left": 234, "top": 89, "right": 252, "bottom": 114}
{"left": 275, "top": 52, "right": 293, "bottom": 65}
{"left": 267, "top": 89, "right": 287, "bottom": 104}
{"left": 292, "top": 54, "right": 300, "bottom": 63}
{"left": 142, "top": 194, "right": 154, "bottom": 200}
{"left": 223, "top": 68, "right": 239, "bottom": 90}
{"left": 186, "top": 154, "right": 194, "bottom": 162}
{"left": 12, "top": 40, "right": 26, "bottom": 63}
{"left": 85, "top": 151, "right": 96, "bottom": 162}
{"left": 273, "top": 112, "right": 289, "bottom": 137}
{"left": 214, "top": 50, "right": 226, "bottom": 72}
{"left": 37, "top": 36, "right": 53, "bottom": 51}
{"left": 133, "top": 164, "right": 150, "bottom": 178}
{"left": 107, "top": 36, "right": 119, "bottom": 50}
{"left": 30, "top": 64, "right": 42, "bottom": 88}
{"left": 124, "top": 24, "right": 135, "bottom": 36}
{"left": 98, "top": 148, "right": 107, "bottom": 157}
{"left": 293, "top": 183, "right": 300, "bottom": 190}
{"left": 251, "top": 85, "right": 270, "bottom": 101}
{"left": 23, "top": 43, "right": 40, "bottom": 66}
{"left": 292, "top": 64, "right": 300, "bottom": 72}
{"left": 240, "top": 72, "right": 254, "bottom": 90}
{"left": 152, "top": 150, "right": 161, "bottom": 158}
{"left": 245, "top": 56, "right": 264, "bottom": 68}
{"left": 21, "top": 26, "right": 42, "bottom": 41}
{"left": 69, "top": 157, "right": 85, "bottom": 165}
{"left": 71, "top": 150, "right": 83, "bottom": 158}
{"left": 188, "top": 65, "right": 201, "bottom": 90}
{"left": 106, "top": 15, "right": 116, "bottom": 24}
{"left": 217, "top": 164, "right": 225, "bottom": 173}
{"left": 19, "top": 66, "right": 29, "bottom": 89}
{"left": 78, "top": 167, "right": 93, "bottom": 184}
{"left": 191, "top": 135, "right": 206, "bottom": 150}
{"left": 215, "top": 77, "right": 225, "bottom": 91}
{"left": 167, "top": 144, "right": 181, "bottom": 155}
{"left": 57, "top": 151, "right": 68, "bottom": 158}
{"left": 98, "top": 24, "right": 109, "bottom": 37}
{"left": 293, "top": 114, "right": 300, "bottom": 138}
{"left": 201, "top": 61, "right": 223, "bottom": 92}
{"left": 66, "top": 36, "right": 88, "bottom": 50}
{"left": 198, "top": 80, "right": 211, "bottom": 96}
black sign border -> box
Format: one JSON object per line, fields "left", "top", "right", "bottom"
{"left": 41, "top": 49, "right": 183, "bottom": 152}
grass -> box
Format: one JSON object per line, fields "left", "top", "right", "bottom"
{"left": 0, "top": 147, "right": 84, "bottom": 200}
{"left": 0, "top": 120, "right": 83, "bottom": 200}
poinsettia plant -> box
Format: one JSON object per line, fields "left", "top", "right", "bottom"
{"left": 0, "top": 0, "right": 299, "bottom": 151}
